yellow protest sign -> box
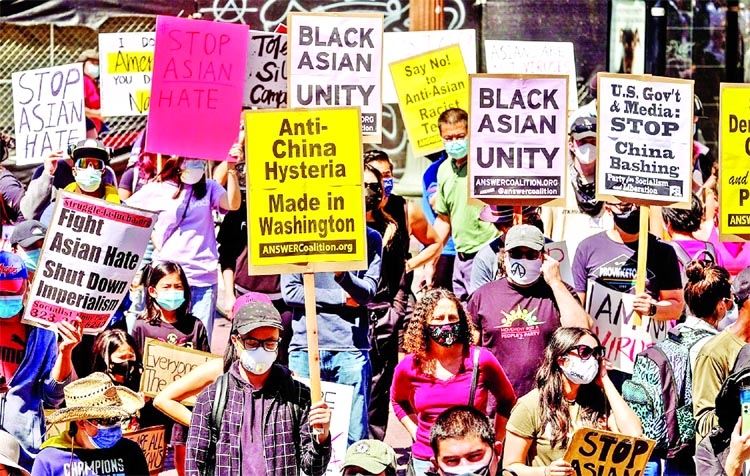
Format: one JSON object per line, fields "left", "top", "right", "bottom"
{"left": 245, "top": 107, "right": 366, "bottom": 274}
{"left": 390, "top": 44, "right": 469, "bottom": 157}
{"left": 719, "top": 83, "right": 750, "bottom": 240}
{"left": 564, "top": 428, "right": 655, "bottom": 476}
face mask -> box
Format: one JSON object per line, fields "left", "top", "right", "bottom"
{"left": 0, "top": 296, "right": 23, "bottom": 319}
{"left": 155, "top": 290, "right": 185, "bottom": 311}
{"left": 573, "top": 143, "right": 596, "bottom": 165}
{"left": 109, "top": 359, "right": 137, "bottom": 379}
{"left": 428, "top": 322, "right": 463, "bottom": 347}
{"left": 439, "top": 454, "right": 493, "bottom": 476}
{"left": 507, "top": 258, "right": 542, "bottom": 286}
{"left": 75, "top": 168, "right": 102, "bottom": 192}
{"left": 570, "top": 165, "right": 603, "bottom": 216}
{"left": 240, "top": 348, "right": 277, "bottom": 375}
{"left": 86, "top": 63, "right": 100, "bottom": 79}
{"left": 382, "top": 177, "right": 394, "bottom": 198}
{"left": 20, "top": 248, "right": 41, "bottom": 272}
{"left": 561, "top": 354, "right": 600, "bottom": 385}
{"left": 444, "top": 138, "right": 468, "bottom": 160}
{"left": 181, "top": 169, "right": 204, "bottom": 185}
{"left": 89, "top": 423, "right": 122, "bottom": 449}
{"left": 612, "top": 207, "right": 641, "bottom": 234}
{"left": 365, "top": 187, "right": 382, "bottom": 212}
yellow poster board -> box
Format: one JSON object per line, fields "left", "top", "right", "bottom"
{"left": 245, "top": 106, "right": 366, "bottom": 274}
{"left": 390, "top": 44, "right": 469, "bottom": 157}
{"left": 564, "top": 428, "right": 655, "bottom": 476}
{"left": 719, "top": 83, "right": 750, "bottom": 241}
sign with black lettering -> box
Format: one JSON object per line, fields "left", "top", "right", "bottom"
{"left": 123, "top": 426, "right": 166, "bottom": 475}
{"left": 99, "top": 32, "right": 155, "bottom": 116}
{"left": 564, "top": 428, "right": 655, "bottom": 476}
{"left": 245, "top": 31, "right": 287, "bottom": 109}
{"left": 719, "top": 83, "right": 750, "bottom": 241}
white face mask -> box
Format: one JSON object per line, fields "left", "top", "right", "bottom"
{"left": 239, "top": 348, "right": 277, "bottom": 375}
{"left": 561, "top": 354, "right": 599, "bottom": 385}
{"left": 181, "top": 169, "right": 204, "bottom": 185}
{"left": 75, "top": 167, "right": 102, "bottom": 192}
{"left": 439, "top": 453, "right": 493, "bottom": 476}
{"left": 506, "top": 257, "right": 542, "bottom": 286}
{"left": 573, "top": 143, "right": 596, "bottom": 165}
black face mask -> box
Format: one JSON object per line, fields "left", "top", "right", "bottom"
{"left": 109, "top": 360, "right": 138, "bottom": 379}
{"left": 612, "top": 207, "right": 641, "bottom": 234}
{"left": 571, "top": 165, "right": 603, "bottom": 216}
{"left": 365, "top": 187, "right": 382, "bottom": 212}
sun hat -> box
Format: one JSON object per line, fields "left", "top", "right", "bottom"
{"left": 0, "top": 430, "right": 30, "bottom": 476}
{"left": 341, "top": 439, "right": 397, "bottom": 474}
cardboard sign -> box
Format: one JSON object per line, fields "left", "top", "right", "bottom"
{"left": 596, "top": 74, "right": 693, "bottom": 206}
{"left": 244, "top": 107, "right": 366, "bottom": 274}
{"left": 246, "top": 31, "right": 287, "bottom": 109}
{"left": 146, "top": 16, "right": 248, "bottom": 161}
{"left": 23, "top": 192, "right": 156, "bottom": 334}
{"left": 586, "top": 280, "right": 675, "bottom": 373}
{"left": 382, "top": 29, "right": 476, "bottom": 104}
{"left": 123, "top": 426, "right": 167, "bottom": 475}
{"left": 12, "top": 63, "right": 86, "bottom": 165}
{"left": 719, "top": 83, "right": 750, "bottom": 241}
{"left": 468, "top": 75, "right": 568, "bottom": 202}
{"left": 544, "top": 241, "right": 574, "bottom": 286}
{"left": 610, "top": 0, "right": 646, "bottom": 75}
{"left": 564, "top": 428, "right": 655, "bottom": 476}
{"left": 390, "top": 45, "right": 469, "bottom": 157}
{"left": 484, "top": 41, "right": 578, "bottom": 110}
{"left": 288, "top": 13, "right": 384, "bottom": 143}
{"left": 140, "top": 338, "right": 221, "bottom": 405}
{"left": 98, "top": 32, "right": 155, "bottom": 116}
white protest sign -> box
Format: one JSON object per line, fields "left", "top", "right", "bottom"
{"left": 12, "top": 63, "right": 86, "bottom": 165}
{"left": 382, "top": 29, "right": 476, "bottom": 104}
{"left": 245, "top": 31, "right": 287, "bottom": 108}
{"left": 597, "top": 74, "right": 693, "bottom": 206}
{"left": 288, "top": 12, "right": 384, "bottom": 143}
{"left": 484, "top": 41, "right": 578, "bottom": 110}
{"left": 586, "top": 280, "right": 675, "bottom": 373}
{"left": 99, "top": 32, "right": 155, "bottom": 116}
{"left": 544, "top": 241, "right": 573, "bottom": 286}
{"left": 23, "top": 192, "right": 156, "bottom": 334}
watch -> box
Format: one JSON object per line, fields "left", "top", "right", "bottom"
{"left": 647, "top": 303, "right": 657, "bottom": 317}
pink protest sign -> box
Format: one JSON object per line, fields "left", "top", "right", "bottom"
{"left": 146, "top": 16, "right": 248, "bottom": 161}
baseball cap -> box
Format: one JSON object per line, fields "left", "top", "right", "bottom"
{"left": 570, "top": 117, "right": 597, "bottom": 141}
{"left": 232, "top": 301, "right": 283, "bottom": 335}
{"left": 0, "top": 252, "right": 28, "bottom": 293}
{"left": 231, "top": 291, "right": 272, "bottom": 317}
{"left": 182, "top": 159, "right": 206, "bottom": 171}
{"left": 10, "top": 220, "right": 47, "bottom": 248}
{"left": 504, "top": 224, "right": 544, "bottom": 251}
{"left": 732, "top": 266, "right": 750, "bottom": 303}
{"left": 342, "top": 439, "right": 397, "bottom": 474}
{"left": 77, "top": 48, "right": 99, "bottom": 63}
{"left": 479, "top": 205, "right": 538, "bottom": 224}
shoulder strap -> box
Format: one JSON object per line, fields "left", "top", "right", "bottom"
{"left": 666, "top": 240, "right": 692, "bottom": 268}
{"left": 692, "top": 242, "right": 717, "bottom": 264}
{"left": 209, "top": 373, "right": 230, "bottom": 445}
{"left": 468, "top": 347, "right": 480, "bottom": 407}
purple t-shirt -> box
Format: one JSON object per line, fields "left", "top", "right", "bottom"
{"left": 126, "top": 180, "right": 226, "bottom": 286}
{"left": 31, "top": 438, "right": 149, "bottom": 476}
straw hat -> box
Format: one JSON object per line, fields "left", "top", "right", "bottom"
{"left": 46, "top": 373, "right": 144, "bottom": 424}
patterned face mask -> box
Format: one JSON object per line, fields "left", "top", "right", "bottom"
{"left": 427, "top": 322, "right": 463, "bottom": 347}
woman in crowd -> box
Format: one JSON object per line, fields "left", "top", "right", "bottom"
{"left": 503, "top": 327, "right": 642, "bottom": 475}
{"left": 391, "top": 288, "right": 516, "bottom": 476}
{"left": 90, "top": 329, "right": 142, "bottom": 393}
{"left": 663, "top": 193, "right": 722, "bottom": 266}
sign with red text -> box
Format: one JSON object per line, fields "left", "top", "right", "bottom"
{"left": 146, "top": 16, "right": 248, "bottom": 160}
{"left": 123, "top": 426, "right": 167, "bottom": 475}
{"left": 12, "top": 63, "right": 86, "bottom": 165}
{"left": 544, "top": 241, "right": 573, "bottom": 286}
{"left": 99, "top": 32, "right": 155, "bottom": 116}
{"left": 23, "top": 192, "right": 156, "bottom": 334}
{"left": 246, "top": 31, "right": 287, "bottom": 109}
{"left": 288, "top": 12, "right": 384, "bottom": 143}
{"left": 564, "top": 428, "right": 654, "bottom": 476}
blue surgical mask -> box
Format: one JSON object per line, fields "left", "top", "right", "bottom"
{"left": 444, "top": 138, "right": 468, "bottom": 160}
{"left": 75, "top": 167, "right": 102, "bottom": 192}
{"left": 20, "top": 249, "right": 41, "bottom": 272}
{"left": 90, "top": 423, "right": 122, "bottom": 449}
{"left": 382, "top": 177, "right": 394, "bottom": 198}
{"left": 155, "top": 290, "right": 185, "bottom": 311}
{"left": 0, "top": 296, "right": 23, "bottom": 319}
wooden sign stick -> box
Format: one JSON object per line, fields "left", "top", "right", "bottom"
{"left": 302, "top": 272, "right": 322, "bottom": 404}
{"left": 633, "top": 205, "right": 650, "bottom": 326}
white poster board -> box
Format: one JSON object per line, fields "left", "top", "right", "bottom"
{"left": 245, "top": 31, "right": 287, "bottom": 108}
{"left": 544, "top": 241, "right": 574, "bottom": 286}
{"left": 98, "top": 32, "right": 155, "bottom": 116}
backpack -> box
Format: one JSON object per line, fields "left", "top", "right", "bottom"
{"left": 622, "top": 326, "right": 716, "bottom": 458}
{"left": 665, "top": 240, "right": 716, "bottom": 287}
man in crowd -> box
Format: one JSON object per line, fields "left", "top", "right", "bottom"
{"left": 9, "top": 220, "right": 46, "bottom": 280}
{"left": 341, "top": 439, "right": 398, "bottom": 476}
{"left": 429, "top": 406, "right": 502, "bottom": 476}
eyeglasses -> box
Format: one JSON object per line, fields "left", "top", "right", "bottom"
{"left": 241, "top": 337, "right": 280, "bottom": 352}
{"left": 90, "top": 417, "right": 123, "bottom": 427}
{"left": 507, "top": 249, "right": 541, "bottom": 260}
{"left": 364, "top": 182, "right": 382, "bottom": 193}
{"left": 723, "top": 297, "right": 735, "bottom": 310}
{"left": 75, "top": 158, "right": 105, "bottom": 170}
{"left": 568, "top": 344, "right": 605, "bottom": 361}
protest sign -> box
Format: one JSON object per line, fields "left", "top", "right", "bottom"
{"left": 596, "top": 73, "right": 693, "bottom": 207}
{"left": 484, "top": 41, "right": 578, "bottom": 110}
{"left": 23, "top": 192, "right": 155, "bottom": 334}
{"left": 719, "top": 83, "right": 750, "bottom": 241}
{"left": 246, "top": 31, "right": 287, "bottom": 109}
{"left": 140, "top": 338, "right": 221, "bottom": 405}
{"left": 610, "top": 0, "right": 646, "bottom": 75}
{"left": 12, "top": 63, "right": 85, "bottom": 165}
{"left": 469, "top": 74, "right": 568, "bottom": 204}
{"left": 123, "top": 426, "right": 166, "bottom": 475}
{"left": 288, "top": 13, "right": 384, "bottom": 143}
{"left": 382, "top": 29, "right": 476, "bottom": 104}
{"left": 99, "top": 32, "right": 155, "bottom": 116}
{"left": 244, "top": 107, "right": 366, "bottom": 274}
{"left": 146, "top": 16, "right": 248, "bottom": 161}
{"left": 586, "top": 280, "right": 675, "bottom": 373}
{"left": 544, "top": 241, "right": 573, "bottom": 286}
{"left": 564, "top": 428, "right": 655, "bottom": 476}
{"left": 390, "top": 45, "right": 469, "bottom": 157}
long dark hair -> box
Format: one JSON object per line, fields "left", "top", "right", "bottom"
{"left": 157, "top": 156, "right": 208, "bottom": 200}
{"left": 536, "top": 327, "right": 608, "bottom": 450}
{"left": 90, "top": 329, "right": 142, "bottom": 391}
{"left": 364, "top": 164, "right": 397, "bottom": 248}
{"left": 142, "top": 261, "right": 193, "bottom": 326}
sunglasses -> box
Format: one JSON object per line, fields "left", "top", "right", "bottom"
{"left": 364, "top": 182, "right": 382, "bottom": 193}
{"left": 575, "top": 137, "right": 596, "bottom": 147}
{"left": 75, "top": 158, "right": 105, "bottom": 170}
{"left": 568, "top": 344, "right": 605, "bottom": 361}
{"left": 507, "top": 249, "right": 541, "bottom": 260}
{"left": 90, "top": 417, "right": 123, "bottom": 427}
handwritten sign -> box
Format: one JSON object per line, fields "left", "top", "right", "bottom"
{"left": 564, "top": 428, "right": 655, "bottom": 476}
{"left": 719, "top": 83, "right": 750, "bottom": 240}
{"left": 146, "top": 16, "right": 248, "bottom": 161}
{"left": 246, "top": 31, "right": 287, "bottom": 109}
{"left": 99, "top": 32, "right": 155, "bottom": 116}
{"left": 484, "top": 40, "right": 578, "bottom": 110}
{"left": 596, "top": 74, "right": 693, "bottom": 206}
{"left": 245, "top": 107, "right": 366, "bottom": 274}
{"left": 544, "top": 241, "right": 573, "bottom": 286}
{"left": 586, "top": 280, "right": 675, "bottom": 373}
{"left": 288, "top": 13, "right": 384, "bottom": 143}
{"left": 12, "top": 63, "right": 85, "bottom": 165}
{"left": 390, "top": 45, "right": 469, "bottom": 157}
{"left": 469, "top": 75, "right": 568, "bottom": 202}
{"left": 123, "top": 426, "right": 166, "bottom": 475}
{"left": 23, "top": 192, "right": 155, "bottom": 334}
{"left": 140, "top": 338, "right": 221, "bottom": 405}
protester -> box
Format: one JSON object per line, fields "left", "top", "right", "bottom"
{"left": 118, "top": 139, "right": 158, "bottom": 200}
{"left": 9, "top": 220, "right": 47, "bottom": 279}
{"left": 78, "top": 48, "right": 104, "bottom": 137}
{"left": 392, "top": 288, "right": 516, "bottom": 476}
{"left": 31, "top": 373, "right": 148, "bottom": 476}
{"left": 467, "top": 224, "right": 592, "bottom": 398}
{"left": 0, "top": 430, "right": 30, "bottom": 476}
{"left": 421, "top": 153, "right": 456, "bottom": 292}
{"left": 341, "top": 439, "right": 398, "bottom": 476}
{"left": 663, "top": 194, "right": 720, "bottom": 268}
{"left": 0, "top": 132, "right": 24, "bottom": 225}
{"left": 90, "top": 329, "right": 142, "bottom": 392}
{"left": 186, "top": 301, "right": 332, "bottom": 475}
{"left": 0, "top": 251, "right": 82, "bottom": 470}
{"left": 503, "top": 327, "right": 642, "bottom": 474}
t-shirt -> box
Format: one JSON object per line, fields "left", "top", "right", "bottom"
{"left": 131, "top": 317, "right": 210, "bottom": 357}
{"left": 31, "top": 438, "right": 149, "bottom": 476}
{"left": 390, "top": 346, "right": 516, "bottom": 460}
{"left": 0, "top": 319, "right": 26, "bottom": 385}
{"left": 83, "top": 75, "right": 102, "bottom": 133}
{"left": 572, "top": 232, "right": 682, "bottom": 298}
{"left": 467, "top": 278, "right": 575, "bottom": 398}
{"left": 422, "top": 156, "right": 455, "bottom": 256}
{"left": 708, "top": 226, "right": 750, "bottom": 278}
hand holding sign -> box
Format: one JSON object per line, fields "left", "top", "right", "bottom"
{"left": 57, "top": 317, "right": 83, "bottom": 355}
{"left": 541, "top": 253, "right": 563, "bottom": 287}
{"left": 546, "top": 459, "right": 574, "bottom": 476}
{"left": 309, "top": 400, "right": 331, "bottom": 443}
